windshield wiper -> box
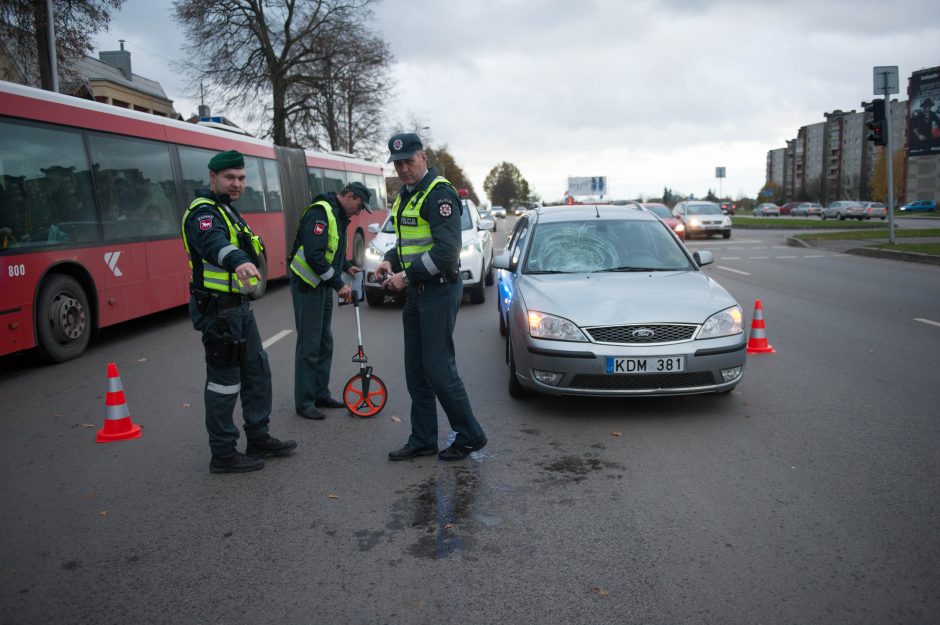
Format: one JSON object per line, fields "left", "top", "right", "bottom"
{"left": 594, "top": 266, "right": 662, "bottom": 272}
{"left": 526, "top": 269, "right": 568, "bottom": 274}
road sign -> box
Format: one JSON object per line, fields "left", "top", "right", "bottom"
{"left": 873, "top": 66, "right": 899, "bottom": 96}
{"left": 715, "top": 167, "right": 726, "bottom": 178}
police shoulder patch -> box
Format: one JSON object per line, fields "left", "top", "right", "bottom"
{"left": 313, "top": 221, "right": 326, "bottom": 235}
{"left": 439, "top": 202, "right": 453, "bottom": 217}
{"left": 197, "top": 216, "right": 213, "bottom": 231}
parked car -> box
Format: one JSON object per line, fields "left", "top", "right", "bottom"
{"left": 860, "top": 202, "right": 887, "bottom": 220}
{"left": 779, "top": 201, "right": 803, "bottom": 216}
{"left": 821, "top": 200, "right": 866, "bottom": 221}
{"left": 672, "top": 200, "right": 732, "bottom": 239}
{"left": 752, "top": 203, "right": 780, "bottom": 217}
{"left": 491, "top": 205, "right": 507, "bottom": 218}
{"left": 641, "top": 202, "right": 685, "bottom": 239}
{"left": 791, "top": 202, "right": 823, "bottom": 217}
{"left": 493, "top": 205, "right": 745, "bottom": 397}
{"left": 363, "top": 198, "right": 495, "bottom": 306}
{"left": 898, "top": 200, "right": 936, "bottom": 212}
{"left": 719, "top": 200, "right": 736, "bottom": 215}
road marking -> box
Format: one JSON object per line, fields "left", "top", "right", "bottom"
{"left": 914, "top": 318, "right": 940, "bottom": 328}
{"left": 717, "top": 265, "right": 750, "bottom": 275}
{"left": 777, "top": 255, "right": 798, "bottom": 259}
{"left": 263, "top": 330, "right": 294, "bottom": 348}
{"left": 750, "top": 256, "right": 770, "bottom": 259}
{"left": 805, "top": 254, "right": 827, "bottom": 258}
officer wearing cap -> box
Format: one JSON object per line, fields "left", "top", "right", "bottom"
{"left": 377, "top": 133, "right": 487, "bottom": 461}
{"left": 289, "top": 181, "right": 373, "bottom": 420}
{"left": 182, "top": 149, "right": 297, "bottom": 474}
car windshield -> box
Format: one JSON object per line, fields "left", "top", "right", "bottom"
{"left": 523, "top": 219, "right": 691, "bottom": 274}
{"left": 461, "top": 205, "right": 473, "bottom": 230}
{"left": 687, "top": 203, "right": 721, "bottom": 215}
{"left": 644, "top": 205, "right": 671, "bottom": 219}
{"left": 381, "top": 216, "right": 396, "bottom": 233}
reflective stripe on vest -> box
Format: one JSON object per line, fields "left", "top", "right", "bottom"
{"left": 290, "top": 200, "right": 338, "bottom": 288}
{"left": 393, "top": 176, "right": 451, "bottom": 269}
{"left": 181, "top": 197, "right": 259, "bottom": 294}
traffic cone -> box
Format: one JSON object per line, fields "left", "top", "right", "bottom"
{"left": 746, "top": 300, "right": 775, "bottom": 354}
{"left": 96, "top": 362, "right": 142, "bottom": 443}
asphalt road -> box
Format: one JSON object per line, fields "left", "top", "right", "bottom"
{"left": 1, "top": 224, "right": 938, "bottom": 625}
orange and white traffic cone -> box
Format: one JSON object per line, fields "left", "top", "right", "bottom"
{"left": 746, "top": 299, "right": 775, "bottom": 354}
{"left": 96, "top": 362, "right": 142, "bottom": 443}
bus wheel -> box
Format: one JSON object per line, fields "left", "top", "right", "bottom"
{"left": 353, "top": 231, "right": 365, "bottom": 268}
{"left": 249, "top": 253, "right": 268, "bottom": 300}
{"left": 36, "top": 274, "right": 91, "bottom": 363}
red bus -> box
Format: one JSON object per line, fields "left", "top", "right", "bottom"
{"left": 0, "top": 81, "right": 387, "bottom": 362}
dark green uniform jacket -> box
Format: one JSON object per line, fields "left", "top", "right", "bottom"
{"left": 290, "top": 192, "right": 352, "bottom": 291}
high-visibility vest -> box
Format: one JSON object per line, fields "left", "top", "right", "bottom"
{"left": 289, "top": 199, "right": 338, "bottom": 288}
{"left": 181, "top": 197, "right": 263, "bottom": 294}
{"left": 393, "top": 176, "right": 451, "bottom": 268}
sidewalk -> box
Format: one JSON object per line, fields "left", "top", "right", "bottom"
{"left": 788, "top": 235, "right": 940, "bottom": 266}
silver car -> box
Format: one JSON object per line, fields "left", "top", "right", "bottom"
{"left": 671, "top": 200, "right": 732, "bottom": 239}
{"left": 821, "top": 201, "right": 866, "bottom": 220}
{"left": 790, "top": 202, "right": 823, "bottom": 217}
{"left": 494, "top": 206, "right": 746, "bottom": 398}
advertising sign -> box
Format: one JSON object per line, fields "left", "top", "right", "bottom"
{"left": 567, "top": 176, "right": 606, "bottom": 197}
{"left": 909, "top": 69, "right": 940, "bottom": 158}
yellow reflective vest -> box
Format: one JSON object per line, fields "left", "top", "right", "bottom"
{"left": 182, "top": 197, "right": 263, "bottom": 294}
{"left": 393, "top": 176, "right": 450, "bottom": 269}
{"left": 289, "top": 199, "right": 338, "bottom": 288}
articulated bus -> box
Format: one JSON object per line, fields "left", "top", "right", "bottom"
{"left": 0, "top": 81, "right": 387, "bottom": 363}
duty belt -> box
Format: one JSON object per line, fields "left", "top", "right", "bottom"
{"left": 190, "top": 285, "right": 247, "bottom": 310}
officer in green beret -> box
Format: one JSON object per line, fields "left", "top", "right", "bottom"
{"left": 377, "top": 133, "right": 487, "bottom": 461}
{"left": 182, "top": 149, "right": 297, "bottom": 474}
{"left": 288, "top": 181, "right": 372, "bottom": 420}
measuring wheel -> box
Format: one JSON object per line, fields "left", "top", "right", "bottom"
{"left": 343, "top": 369, "right": 388, "bottom": 417}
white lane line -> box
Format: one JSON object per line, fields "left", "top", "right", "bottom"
{"left": 263, "top": 329, "right": 294, "bottom": 348}
{"left": 717, "top": 265, "right": 750, "bottom": 275}
{"left": 805, "top": 254, "right": 827, "bottom": 258}
{"left": 914, "top": 318, "right": 940, "bottom": 328}
{"left": 750, "top": 256, "right": 770, "bottom": 259}
{"left": 776, "top": 255, "right": 799, "bottom": 259}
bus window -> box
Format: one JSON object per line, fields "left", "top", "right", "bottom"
{"left": 308, "top": 168, "right": 324, "bottom": 198}
{"left": 262, "top": 159, "right": 283, "bottom": 212}
{"left": 87, "top": 133, "right": 176, "bottom": 240}
{"left": 239, "top": 156, "right": 265, "bottom": 213}
{"left": 0, "top": 120, "right": 96, "bottom": 248}
{"left": 365, "top": 174, "right": 384, "bottom": 212}
{"left": 178, "top": 145, "right": 215, "bottom": 204}
{"left": 346, "top": 171, "right": 365, "bottom": 185}
{"left": 323, "top": 168, "right": 346, "bottom": 194}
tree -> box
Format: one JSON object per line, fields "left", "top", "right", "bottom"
{"left": 425, "top": 146, "right": 479, "bottom": 204}
{"left": 1, "top": 0, "right": 125, "bottom": 90}
{"left": 484, "top": 162, "right": 530, "bottom": 209}
{"left": 758, "top": 182, "right": 785, "bottom": 206}
{"left": 173, "top": 0, "right": 384, "bottom": 149}
{"left": 870, "top": 149, "right": 906, "bottom": 204}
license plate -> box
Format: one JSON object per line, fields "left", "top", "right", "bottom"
{"left": 606, "top": 356, "right": 685, "bottom": 374}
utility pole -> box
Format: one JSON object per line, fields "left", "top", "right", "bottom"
{"left": 873, "top": 66, "right": 899, "bottom": 244}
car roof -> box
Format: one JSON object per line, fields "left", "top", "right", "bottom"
{"left": 530, "top": 204, "right": 659, "bottom": 224}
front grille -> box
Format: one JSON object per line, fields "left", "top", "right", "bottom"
{"left": 570, "top": 372, "right": 715, "bottom": 391}
{"left": 586, "top": 324, "right": 697, "bottom": 344}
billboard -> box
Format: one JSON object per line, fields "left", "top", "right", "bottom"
{"left": 567, "top": 176, "right": 607, "bottom": 197}
{"left": 909, "top": 69, "right": 940, "bottom": 158}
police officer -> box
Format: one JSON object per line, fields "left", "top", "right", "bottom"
{"left": 182, "top": 150, "right": 297, "bottom": 474}
{"left": 377, "top": 133, "right": 487, "bottom": 461}
{"left": 289, "top": 181, "right": 372, "bottom": 420}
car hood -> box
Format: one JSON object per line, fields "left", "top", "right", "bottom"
{"left": 370, "top": 232, "right": 397, "bottom": 254}
{"left": 516, "top": 271, "right": 738, "bottom": 325}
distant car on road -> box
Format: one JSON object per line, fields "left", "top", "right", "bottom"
{"left": 791, "top": 202, "right": 823, "bottom": 217}
{"left": 641, "top": 202, "right": 686, "bottom": 239}
{"left": 672, "top": 200, "right": 732, "bottom": 239}
{"left": 719, "top": 200, "right": 736, "bottom": 215}
{"left": 898, "top": 200, "right": 936, "bottom": 212}
{"left": 860, "top": 202, "right": 887, "bottom": 220}
{"left": 752, "top": 203, "right": 780, "bottom": 216}
{"left": 478, "top": 208, "right": 497, "bottom": 229}
{"left": 779, "top": 201, "right": 803, "bottom": 216}
{"left": 821, "top": 201, "right": 866, "bottom": 221}
{"left": 491, "top": 205, "right": 507, "bottom": 218}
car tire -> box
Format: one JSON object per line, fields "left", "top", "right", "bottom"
{"left": 837, "top": 213, "right": 844, "bottom": 220}
{"left": 722, "top": 231, "right": 731, "bottom": 239}
{"left": 469, "top": 267, "right": 486, "bottom": 304}
{"left": 506, "top": 332, "right": 529, "bottom": 398}
{"left": 365, "top": 289, "right": 385, "bottom": 307}
{"left": 352, "top": 231, "right": 365, "bottom": 268}
{"left": 248, "top": 252, "right": 268, "bottom": 300}
{"left": 484, "top": 259, "right": 494, "bottom": 286}
{"left": 35, "top": 273, "right": 92, "bottom": 363}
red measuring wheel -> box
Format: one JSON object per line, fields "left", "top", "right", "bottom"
{"left": 343, "top": 369, "right": 388, "bottom": 417}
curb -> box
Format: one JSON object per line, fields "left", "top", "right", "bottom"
{"left": 787, "top": 236, "right": 940, "bottom": 266}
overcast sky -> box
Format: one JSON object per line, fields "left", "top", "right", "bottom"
{"left": 92, "top": 0, "right": 939, "bottom": 204}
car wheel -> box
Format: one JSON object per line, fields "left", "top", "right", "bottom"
{"left": 365, "top": 289, "right": 385, "bottom": 307}
{"left": 352, "top": 231, "right": 365, "bottom": 268}
{"left": 484, "top": 259, "right": 494, "bottom": 286}
{"left": 469, "top": 269, "right": 486, "bottom": 304}
{"left": 35, "top": 273, "right": 92, "bottom": 363}
{"left": 837, "top": 213, "right": 844, "bottom": 220}
{"left": 722, "top": 231, "right": 731, "bottom": 239}
{"left": 506, "top": 332, "right": 529, "bottom": 398}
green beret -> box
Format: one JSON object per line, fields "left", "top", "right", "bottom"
{"left": 208, "top": 150, "right": 245, "bottom": 172}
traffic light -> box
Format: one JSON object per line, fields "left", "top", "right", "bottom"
{"left": 863, "top": 99, "right": 886, "bottom": 146}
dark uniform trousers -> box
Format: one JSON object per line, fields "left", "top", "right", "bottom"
{"left": 189, "top": 297, "right": 272, "bottom": 454}
{"left": 290, "top": 274, "right": 334, "bottom": 411}
{"left": 402, "top": 276, "right": 485, "bottom": 449}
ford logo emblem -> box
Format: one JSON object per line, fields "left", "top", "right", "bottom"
{"left": 632, "top": 328, "right": 655, "bottom": 339}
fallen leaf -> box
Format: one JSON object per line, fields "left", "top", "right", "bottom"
{"left": 328, "top": 494, "right": 340, "bottom": 500}
{"left": 391, "top": 415, "right": 402, "bottom": 423}
{"left": 99, "top": 510, "right": 109, "bottom": 517}
{"left": 591, "top": 587, "right": 609, "bottom": 597}
{"left": 181, "top": 403, "right": 191, "bottom": 408}
{"left": 73, "top": 423, "right": 96, "bottom": 429}
{"left": 137, "top": 357, "right": 147, "bottom": 362}
{"left": 444, "top": 523, "right": 455, "bottom": 529}
{"left": 610, "top": 432, "right": 622, "bottom": 437}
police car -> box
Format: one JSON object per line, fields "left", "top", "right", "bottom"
{"left": 362, "top": 192, "right": 495, "bottom": 306}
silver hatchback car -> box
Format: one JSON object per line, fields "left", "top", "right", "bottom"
{"left": 493, "top": 206, "right": 746, "bottom": 398}
{"left": 822, "top": 201, "right": 866, "bottom": 220}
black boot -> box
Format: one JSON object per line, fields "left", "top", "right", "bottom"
{"left": 210, "top": 450, "right": 264, "bottom": 474}
{"left": 245, "top": 435, "right": 298, "bottom": 458}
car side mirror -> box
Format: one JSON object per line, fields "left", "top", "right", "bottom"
{"left": 693, "top": 250, "right": 713, "bottom": 267}
{"left": 492, "top": 252, "right": 512, "bottom": 271}
{"left": 479, "top": 218, "right": 495, "bottom": 232}
{"left": 368, "top": 223, "right": 380, "bottom": 234}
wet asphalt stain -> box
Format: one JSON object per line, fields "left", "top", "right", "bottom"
{"left": 538, "top": 453, "right": 626, "bottom": 484}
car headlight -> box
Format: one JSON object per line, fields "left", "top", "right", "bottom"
{"left": 527, "top": 310, "right": 587, "bottom": 342}
{"left": 698, "top": 305, "right": 743, "bottom": 339}
{"left": 688, "top": 218, "right": 702, "bottom": 227}
{"left": 722, "top": 216, "right": 732, "bottom": 226}
{"left": 365, "top": 245, "right": 383, "bottom": 260}
{"left": 460, "top": 241, "right": 479, "bottom": 258}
